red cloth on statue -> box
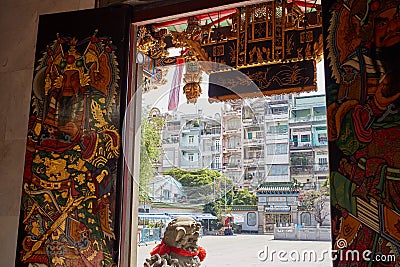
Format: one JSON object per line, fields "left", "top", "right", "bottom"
{"left": 150, "top": 239, "right": 206, "bottom": 262}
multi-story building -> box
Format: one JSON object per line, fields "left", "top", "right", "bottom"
{"left": 264, "top": 95, "right": 291, "bottom": 183}
{"left": 161, "top": 114, "right": 181, "bottom": 172}
{"left": 200, "top": 113, "right": 222, "bottom": 171}
{"left": 288, "top": 94, "right": 328, "bottom": 188}
{"left": 160, "top": 111, "right": 222, "bottom": 172}
{"left": 242, "top": 99, "right": 266, "bottom": 189}
{"left": 158, "top": 94, "right": 328, "bottom": 233}
{"left": 180, "top": 114, "right": 202, "bottom": 170}
{"left": 221, "top": 100, "right": 244, "bottom": 185}
{"left": 220, "top": 95, "right": 292, "bottom": 189}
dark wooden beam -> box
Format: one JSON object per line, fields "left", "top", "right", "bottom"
{"left": 97, "top": 0, "right": 125, "bottom": 8}
{"left": 131, "top": 0, "right": 269, "bottom": 25}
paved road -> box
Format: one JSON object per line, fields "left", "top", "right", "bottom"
{"left": 137, "top": 234, "right": 333, "bottom": 267}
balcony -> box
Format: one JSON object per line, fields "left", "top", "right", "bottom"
{"left": 265, "top": 133, "right": 289, "bottom": 140}
{"left": 243, "top": 159, "right": 265, "bottom": 167}
{"left": 210, "top": 163, "right": 221, "bottom": 170}
{"left": 223, "top": 128, "right": 241, "bottom": 134}
{"left": 265, "top": 113, "right": 289, "bottom": 121}
{"left": 243, "top": 158, "right": 254, "bottom": 164}
{"left": 201, "top": 129, "right": 221, "bottom": 136}
{"left": 181, "top": 126, "right": 200, "bottom": 132}
{"left": 290, "top": 166, "right": 313, "bottom": 175}
{"left": 165, "top": 126, "right": 180, "bottom": 132}
{"left": 223, "top": 163, "right": 240, "bottom": 170}
{"left": 314, "top": 165, "right": 329, "bottom": 173}
{"left": 289, "top": 142, "right": 314, "bottom": 150}
{"left": 244, "top": 149, "right": 264, "bottom": 157}
{"left": 289, "top": 115, "right": 327, "bottom": 124}
{"left": 225, "top": 147, "right": 241, "bottom": 154}
{"left": 242, "top": 118, "right": 255, "bottom": 126}
{"left": 223, "top": 110, "right": 241, "bottom": 117}
{"left": 313, "top": 115, "right": 327, "bottom": 122}
{"left": 243, "top": 138, "right": 264, "bottom": 145}
{"left": 180, "top": 143, "right": 200, "bottom": 150}
{"left": 289, "top": 116, "right": 311, "bottom": 123}
{"left": 223, "top": 142, "right": 241, "bottom": 151}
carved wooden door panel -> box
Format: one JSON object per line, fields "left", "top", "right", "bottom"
{"left": 16, "top": 6, "right": 133, "bottom": 267}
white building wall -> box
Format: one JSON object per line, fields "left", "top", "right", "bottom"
{"left": 265, "top": 154, "right": 289, "bottom": 164}
{"left": 232, "top": 211, "right": 259, "bottom": 232}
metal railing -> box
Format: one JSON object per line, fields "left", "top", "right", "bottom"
{"left": 138, "top": 227, "right": 162, "bottom": 245}
{"left": 274, "top": 225, "right": 331, "bottom": 241}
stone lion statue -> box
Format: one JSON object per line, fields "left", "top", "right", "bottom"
{"left": 144, "top": 217, "right": 206, "bottom": 267}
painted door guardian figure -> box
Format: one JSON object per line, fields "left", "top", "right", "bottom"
{"left": 326, "top": 0, "right": 400, "bottom": 265}
{"left": 18, "top": 31, "right": 121, "bottom": 267}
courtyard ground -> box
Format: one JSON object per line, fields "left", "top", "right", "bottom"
{"left": 137, "top": 234, "right": 333, "bottom": 267}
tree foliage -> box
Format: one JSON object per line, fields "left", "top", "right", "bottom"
{"left": 203, "top": 199, "right": 224, "bottom": 218}
{"left": 142, "top": 116, "right": 165, "bottom": 162}
{"left": 164, "top": 168, "right": 228, "bottom": 186}
{"left": 203, "top": 188, "right": 257, "bottom": 219}
{"left": 140, "top": 115, "right": 165, "bottom": 202}
{"left": 232, "top": 189, "right": 257, "bottom": 205}
{"left": 299, "top": 179, "right": 330, "bottom": 225}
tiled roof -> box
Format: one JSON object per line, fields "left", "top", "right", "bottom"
{"left": 230, "top": 205, "right": 258, "bottom": 211}
{"left": 257, "top": 182, "right": 300, "bottom": 194}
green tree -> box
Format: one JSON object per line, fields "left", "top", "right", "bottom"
{"left": 202, "top": 189, "right": 256, "bottom": 220}
{"left": 140, "top": 115, "right": 165, "bottom": 202}
{"left": 164, "top": 168, "right": 224, "bottom": 186}
{"left": 232, "top": 189, "right": 257, "bottom": 205}
{"left": 299, "top": 179, "right": 330, "bottom": 225}
{"left": 203, "top": 199, "right": 224, "bottom": 217}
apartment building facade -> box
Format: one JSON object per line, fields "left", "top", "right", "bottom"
{"left": 160, "top": 94, "right": 328, "bottom": 190}
{"left": 160, "top": 112, "right": 222, "bottom": 172}
{"left": 288, "top": 94, "right": 329, "bottom": 188}
{"left": 160, "top": 94, "right": 328, "bottom": 187}
{"left": 221, "top": 100, "right": 244, "bottom": 185}
{"left": 219, "top": 95, "right": 292, "bottom": 190}
{"left": 159, "top": 94, "right": 328, "bottom": 232}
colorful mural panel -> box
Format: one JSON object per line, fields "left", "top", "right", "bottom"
{"left": 16, "top": 6, "right": 132, "bottom": 267}
{"left": 324, "top": 0, "right": 400, "bottom": 265}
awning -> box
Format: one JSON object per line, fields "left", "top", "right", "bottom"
{"left": 196, "top": 214, "right": 218, "bottom": 220}
{"left": 138, "top": 213, "right": 171, "bottom": 220}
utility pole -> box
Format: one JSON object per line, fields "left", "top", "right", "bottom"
{"left": 213, "top": 177, "right": 215, "bottom": 200}
{"left": 224, "top": 177, "right": 227, "bottom": 212}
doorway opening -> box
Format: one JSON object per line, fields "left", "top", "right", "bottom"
{"left": 129, "top": 1, "right": 331, "bottom": 266}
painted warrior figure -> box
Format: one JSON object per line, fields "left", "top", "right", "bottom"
{"left": 19, "top": 32, "right": 120, "bottom": 267}
{"left": 327, "top": 0, "right": 400, "bottom": 265}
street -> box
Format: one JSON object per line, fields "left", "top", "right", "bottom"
{"left": 137, "top": 234, "right": 333, "bottom": 267}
